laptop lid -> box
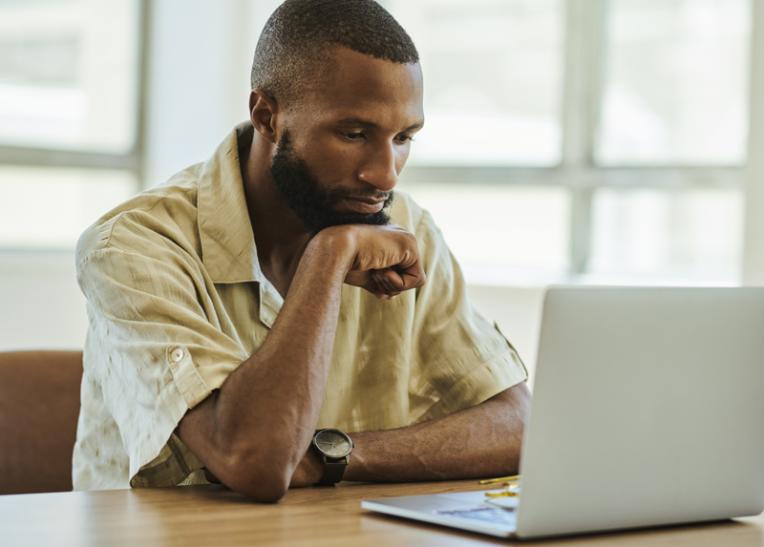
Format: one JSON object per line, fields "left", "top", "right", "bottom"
{"left": 516, "top": 287, "right": 764, "bottom": 538}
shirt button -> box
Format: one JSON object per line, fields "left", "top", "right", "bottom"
{"left": 170, "top": 348, "right": 185, "bottom": 363}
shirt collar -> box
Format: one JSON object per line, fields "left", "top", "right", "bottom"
{"left": 197, "top": 123, "right": 263, "bottom": 284}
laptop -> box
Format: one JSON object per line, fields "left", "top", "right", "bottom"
{"left": 361, "top": 287, "right": 764, "bottom": 539}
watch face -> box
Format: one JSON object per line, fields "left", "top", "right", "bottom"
{"left": 315, "top": 429, "right": 352, "bottom": 458}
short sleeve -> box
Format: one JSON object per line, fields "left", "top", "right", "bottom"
{"left": 411, "top": 210, "right": 528, "bottom": 422}
{"left": 77, "top": 242, "right": 248, "bottom": 487}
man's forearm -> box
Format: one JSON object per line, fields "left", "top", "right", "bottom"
{"left": 292, "top": 382, "right": 530, "bottom": 486}
{"left": 348, "top": 383, "right": 530, "bottom": 481}
{"left": 179, "top": 231, "right": 352, "bottom": 499}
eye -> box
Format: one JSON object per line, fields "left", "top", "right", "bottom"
{"left": 395, "top": 134, "right": 415, "bottom": 144}
{"left": 342, "top": 131, "right": 366, "bottom": 141}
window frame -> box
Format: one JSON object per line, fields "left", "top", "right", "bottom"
{"left": 394, "top": 0, "right": 748, "bottom": 279}
{"left": 0, "top": 0, "right": 149, "bottom": 191}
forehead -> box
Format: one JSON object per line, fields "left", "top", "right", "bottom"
{"left": 301, "top": 46, "right": 424, "bottom": 126}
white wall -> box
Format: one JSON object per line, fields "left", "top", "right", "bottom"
{"left": 0, "top": 252, "right": 87, "bottom": 350}
{"left": 142, "top": 0, "right": 277, "bottom": 186}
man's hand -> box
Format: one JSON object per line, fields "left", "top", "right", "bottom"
{"left": 319, "top": 224, "right": 426, "bottom": 299}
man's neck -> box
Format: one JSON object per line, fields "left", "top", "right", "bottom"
{"left": 239, "top": 129, "right": 312, "bottom": 295}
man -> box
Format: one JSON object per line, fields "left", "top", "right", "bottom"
{"left": 73, "top": 0, "right": 530, "bottom": 502}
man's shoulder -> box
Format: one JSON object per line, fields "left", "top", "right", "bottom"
{"left": 76, "top": 164, "right": 204, "bottom": 264}
{"left": 388, "top": 190, "right": 436, "bottom": 235}
{"left": 389, "top": 190, "right": 445, "bottom": 258}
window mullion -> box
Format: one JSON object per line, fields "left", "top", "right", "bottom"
{"left": 743, "top": 0, "right": 764, "bottom": 284}
{"left": 0, "top": 147, "right": 140, "bottom": 172}
{"left": 134, "top": 0, "right": 150, "bottom": 190}
{"left": 562, "top": 0, "right": 608, "bottom": 275}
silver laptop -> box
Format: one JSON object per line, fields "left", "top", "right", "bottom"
{"left": 362, "top": 287, "right": 764, "bottom": 539}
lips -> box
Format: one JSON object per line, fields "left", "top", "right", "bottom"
{"left": 341, "top": 197, "right": 386, "bottom": 214}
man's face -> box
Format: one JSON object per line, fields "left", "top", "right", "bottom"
{"left": 270, "top": 46, "right": 424, "bottom": 233}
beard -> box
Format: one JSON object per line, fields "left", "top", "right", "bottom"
{"left": 270, "top": 131, "right": 394, "bottom": 233}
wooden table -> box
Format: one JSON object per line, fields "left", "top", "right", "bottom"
{"left": 2, "top": 480, "right": 763, "bottom": 546}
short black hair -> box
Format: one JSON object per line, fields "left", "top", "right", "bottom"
{"left": 251, "top": 0, "right": 419, "bottom": 106}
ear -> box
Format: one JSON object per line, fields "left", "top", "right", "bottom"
{"left": 249, "top": 89, "right": 279, "bottom": 144}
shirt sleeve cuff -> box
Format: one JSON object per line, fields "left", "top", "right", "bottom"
{"left": 129, "top": 347, "right": 240, "bottom": 487}
{"left": 418, "top": 342, "right": 528, "bottom": 422}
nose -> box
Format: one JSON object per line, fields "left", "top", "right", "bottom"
{"left": 357, "top": 141, "right": 398, "bottom": 192}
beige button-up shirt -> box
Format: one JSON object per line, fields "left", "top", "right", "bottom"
{"left": 72, "top": 124, "right": 528, "bottom": 490}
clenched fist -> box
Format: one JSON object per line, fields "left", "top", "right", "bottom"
{"left": 317, "top": 224, "right": 426, "bottom": 298}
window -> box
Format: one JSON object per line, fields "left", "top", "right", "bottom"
{"left": 597, "top": 0, "right": 749, "bottom": 165}
{"left": 384, "top": 0, "right": 750, "bottom": 285}
{"left": 0, "top": 0, "right": 143, "bottom": 250}
{"left": 390, "top": 0, "right": 564, "bottom": 166}
{"left": 2, "top": 0, "right": 752, "bottom": 286}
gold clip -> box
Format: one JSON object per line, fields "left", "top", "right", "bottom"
{"left": 484, "top": 489, "right": 519, "bottom": 498}
{"left": 479, "top": 474, "right": 519, "bottom": 485}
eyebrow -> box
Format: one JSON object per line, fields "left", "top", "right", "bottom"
{"left": 336, "top": 117, "right": 425, "bottom": 133}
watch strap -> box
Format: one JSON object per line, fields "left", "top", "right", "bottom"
{"left": 317, "top": 455, "right": 348, "bottom": 486}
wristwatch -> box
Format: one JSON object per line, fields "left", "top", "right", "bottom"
{"left": 311, "top": 428, "right": 353, "bottom": 486}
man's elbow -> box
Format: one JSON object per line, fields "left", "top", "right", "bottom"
{"left": 237, "top": 477, "right": 289, "bottom": 504}
{"left": 177, "top": 399, "right": 295, "bottom": 502}
{"left": 217, "top": 452, "right": 292, "bottom": 503}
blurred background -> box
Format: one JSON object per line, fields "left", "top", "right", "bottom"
{"left": 1, "top": 0, "right": 762, "bottom": 376}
